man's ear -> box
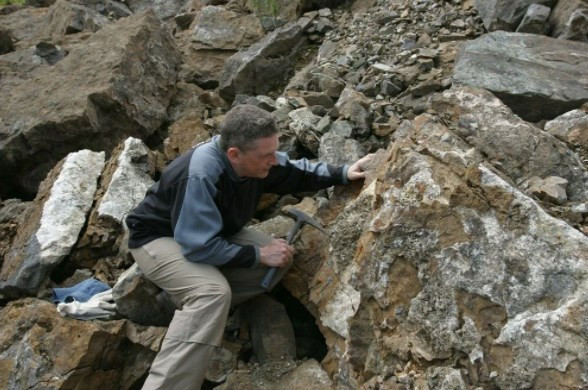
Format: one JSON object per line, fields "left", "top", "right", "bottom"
{"left": 226, "top": 147, "right": 240, "bottom": 162}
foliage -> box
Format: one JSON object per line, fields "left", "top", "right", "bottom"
{"left": 0, "top": 0, "right": 26, "bottom": 6}
{"left": 250, "top": 0, "right": 281, "bottom": 24}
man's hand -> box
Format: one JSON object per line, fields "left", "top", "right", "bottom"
{"left": 259, "top": 238, "right": 294, "bottom": 267}
{"left": 347, "top": 153, "right": 375, "bottom": 181}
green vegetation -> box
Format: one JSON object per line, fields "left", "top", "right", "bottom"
{"left": 0, "top": 0, "right": 26, "bottom": 6}
{"left": 250, "top": 0, "right": 281, "bottom": 27}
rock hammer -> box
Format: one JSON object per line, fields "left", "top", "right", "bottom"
{"left": 260, "top": 208, "right": 328, "bottom": 290}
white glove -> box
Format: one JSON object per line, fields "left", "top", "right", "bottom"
{"left": 57, "top": 289, "right": 118, "bottom": 320}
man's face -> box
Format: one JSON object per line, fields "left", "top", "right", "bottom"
{"left": 228, "top": 134, "right": 279, "bottom": 179}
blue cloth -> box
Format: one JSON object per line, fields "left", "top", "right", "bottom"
{"left": 53, "top": 278, "right": 111, "bottom": 304}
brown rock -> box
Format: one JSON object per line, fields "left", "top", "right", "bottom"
{"left": 164, "top": 114, "right": 211, "bottom": 160}
{"left": 0, "top": 298, "right": 165, "bottom": 389}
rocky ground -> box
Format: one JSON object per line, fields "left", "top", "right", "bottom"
{"left": 1, "top": 0, "right": 588, "bottom": 389}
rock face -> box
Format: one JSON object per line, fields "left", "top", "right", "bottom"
{"left": 473, "top": 0, "right": 557, "bottom": 31}
{"left": 300, "top": 108, "right": 588, "bottom": 389}
{"left": 0, "top": 298, "right": 165, "bottom": 389}
{"left": 0, "top": 10, "right": 180, "bottom": 198}
{"left": 0, "top": 150, "right": 104, "bottom": 299}
{"left": 453, "top": 31, "right": 588, "bottom": 122}
{"left": 219, "top": 21, "right": 308, "bottom": 101}
{"left": 432, "top": 86, "right": 588, "bottom": 202}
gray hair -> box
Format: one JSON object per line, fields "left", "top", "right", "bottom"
{"left": 219, "top": 104, "right": 278, "bottom": 151}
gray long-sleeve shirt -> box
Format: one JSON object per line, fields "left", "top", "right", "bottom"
{"left": 126, "top": 135, "right": 348, "bottom": 268}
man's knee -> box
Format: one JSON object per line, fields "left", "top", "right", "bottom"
{"left": 182, "top": 278, "right": 232, "bottom": 309}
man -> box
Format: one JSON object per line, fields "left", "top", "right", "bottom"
{"left": 126, "top": 104, "right": 372, "bottom": 389}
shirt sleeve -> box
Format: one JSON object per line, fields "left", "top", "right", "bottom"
{"left": 172, "top": 175, "right": 258, "bottom": 267}
{"left": 262, "top": 152, "right": 349, "bottom": 194}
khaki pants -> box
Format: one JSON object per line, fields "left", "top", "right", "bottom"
{"left": 130, "top": 229, "right": 288, "bottom": 390}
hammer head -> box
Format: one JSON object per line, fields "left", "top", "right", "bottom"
{"left": 286, "top": 208, "right": 328, "bottom": 236}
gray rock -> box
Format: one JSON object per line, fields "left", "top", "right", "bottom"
{"left": 474, "top": 0, "right": 556, "bottom": 31}
{"left": 314, "top": 73, "right": 346, "bottom": 99}
{"left": 41, "top": 0, "right": 110, "bottom": 36}
{"left": 0, "top": 10, "right": 180, "bottom": 198}
{"left": 544, "top": 109, "right": 588, "bottom": 149}
{"left": 319, "top": 131, "right": 365, "bottom": 166}
{"left": 219, "top": 22, "right": 307, "bottom": 101}
{"left": 112, "top": 263, "right": 176, "bottom": 326}
{"left": 125, "top": 0, "right": 190, "bottom": 20}
{"left": 516, "top": 3, "right": 551, "bottom": 34}
{"left": 427, "top": 367, "right": 467, "bottom": 390}
{"left": 190, "top": 6, "right": 265, "bottom": 50}
{"left": 453, "top": 31, "right": 588, "bottom": 122}
{"left": 381, "top": 79, "right": 403, "bottom": 97}
{"left": 549, "top": 0, "right": 588, "bottom": 42}
{"left": 0, "top": 150, "right": 104, "bottom": 298}
{"left": 289, "top": 107, "right": 321, "bottom": 154}
{"left": 275, "top": 359, "right": 333, "bottom": 388}
{"left": 527, "top": 176, "right": 569, "bottom": 204}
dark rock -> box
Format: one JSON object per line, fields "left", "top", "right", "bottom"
{"left": 175, "top": 12, "right": 196, "bottom": 30}
{"left": 245, "top": 294, "right": 296, "bottom": 363}
{"left": 219, "top": 22, "right": 308, "bottom": 101}
{"left": 549, "top": 0, "right": 588, "bottom": 42}
{"left": 0, "top": 27, "right": 14, "bottom": 55}
{"left": 112, "top": 263, "right": 176, "bottom": 326}
{"left": 516, "top": 3, "right": 551, "bottom": 34}
{"left": 453, "top": 31, "right": 588, "bottom": 122}
{"left": 0, "top": 10, "right": 180, "bottom": 198}
{"left": 41, "top": 0, "right": 110, "bottom": 36}
{"left": 35, "top": 41, "right": 67, "bottom": 65}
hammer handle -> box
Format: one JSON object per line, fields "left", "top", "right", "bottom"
{"left": 260, "top": 222, "right": 300, "bottom": 290}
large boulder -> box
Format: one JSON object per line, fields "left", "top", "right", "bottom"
{"left": 0, "top": 298, "right": 165, "bottom": 389}
{"left": 549, "top": 0, "right": 588, "bottom": 41}
{"left": 218, "top": 21, "right": 308, "bottom": 101}
{"left": 0, "top": 150, "right": 104, "bottom": 300}
{"left": 299, "top": 109, "right": 588, "bottom": 388}
{"left": 0, "top": 10, "right": 180, "bottom": 199}
{"left": 453, "top": 31, "right": 588, "bottom": 122}
{"left": 473, "top": 0, "right": 557, "bottom": 31}
{"left": 432, "top": 86, "right": 588, "bottom": 202}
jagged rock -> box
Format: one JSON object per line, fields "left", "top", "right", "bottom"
{"left": 302, "top": 109, "right": 588, "bottom": 388}
{"left": 319, "top": 132, "right": 365, "bottom": 167}
{"left": 335, "top": 86, "right": 372, "bottom": 137}
{"left": 215, "top": 361, "right": 298, "bottom": 390}
{"left": 427, "top": 367, "right": 467, "bottom": 390}
{"left": 432, "top": 86, "right": 588, "bottom": 201}
{"left": 544, "top": 109, "right": 588, "bottom": 149}
{"left": 453, "top": 31, "right": 588, "bottom": 122}
{"left": 0, "top": 10, "right": 180, "bottom": 198}
{"left": 527, "top": 176, "right": 569, "bottom": 204}
{"left": 125, "top": 0, "right": 190, "bottom": 20}
{"left": 0, "top": 298, "right": 165, "bottom": 389}
{"left": 41, "top": 0, "right": 111, "bottom": 37}
{"left": 112, "top": 263, "right": 176, "bottom": 326}
{"left": 70, "top": 138, "right": 157, "bottom": 268}
{"left": 473, "top": 0, "right": 557, "bottom": 31}
{"left": 549, "top": 0, "right": 588, "bottom": 41}
{"left": 515, "top": 3, "right": 551, "bottom": 34}
{"left": 190, "top": 6, "right": 264, "bottom": 50}
{"left": 245, "top": 294, "right": 296, "bottom": 363}
{"left": 0, "top": 26, "right": 14, "bottom": 54}
{"left": 0, "top": 150, "right": 104, "bottom": 300}
{"left": 105, "top": 1, "right": 134, "bottom": 19}
{"left": 219, "top": 22, "right": 308, "bottom": 101}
